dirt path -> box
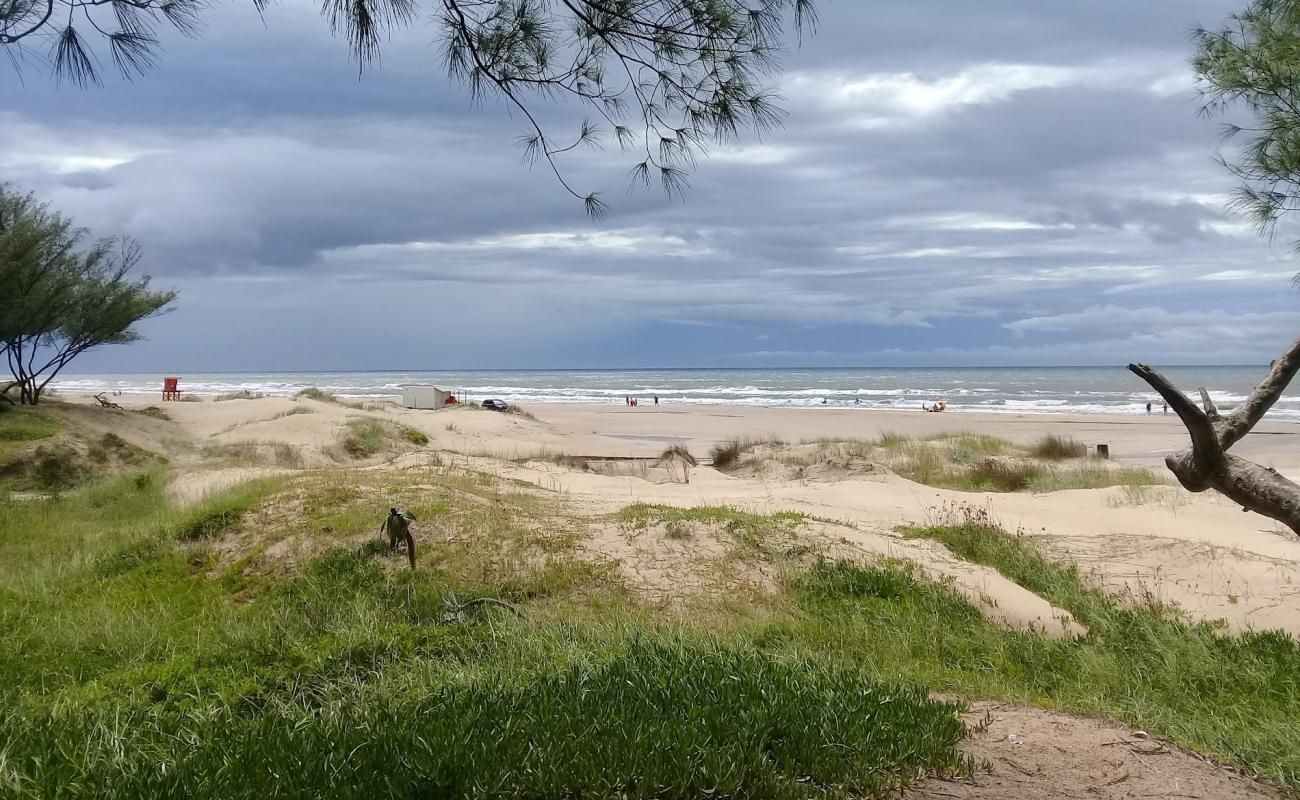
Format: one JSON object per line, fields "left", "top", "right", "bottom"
{"left": 906, "top": 702, "right": 1279, "bottom": 799}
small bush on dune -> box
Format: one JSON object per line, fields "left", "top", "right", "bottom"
{"left": 31, "top": 446, "right": 85, "bottom": 490}
{"left": 402, "top": 428, "right": 429, "bottom": 446}
{"left": 1029, "top": 434, "right": 1087, "bottom": 460}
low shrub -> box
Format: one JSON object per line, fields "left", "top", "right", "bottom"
{"left": 402, "top": 428, "right": 429, "bottom": 446}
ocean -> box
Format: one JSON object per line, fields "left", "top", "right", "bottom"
{"left": 48, "top": 366, "right": 1300, "bottom": 419}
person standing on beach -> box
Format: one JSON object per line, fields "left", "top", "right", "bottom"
{"left": 654, "top": 395, "right": 659, "bottom": 406}
{"left": 1146, "top": 402, "right": 1152, "bottom": 414}
{"left": 1163, "top": 403, "right": 1168, "bottom": 415}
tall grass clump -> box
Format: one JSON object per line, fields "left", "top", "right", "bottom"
{"left": 965, "top": 458, "right": 1043, "bottom": 492}
{"left": 659, "top": 443, "right": 697, "bottom": 465}
{"left": 710, "top": 439, "right": 744, "bottom": 470}
{"left": 340, "top": 418, "right": 386, "bottom": 458}
{"left": 709, "top": 435, "right": 781, "bottom": 471}
{"left": 1029, "top": 434, "right": 1087, "bottom": 460}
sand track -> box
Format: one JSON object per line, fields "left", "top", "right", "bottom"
{"left": 906, "top": 702, "right": 1279, "bottom": 799}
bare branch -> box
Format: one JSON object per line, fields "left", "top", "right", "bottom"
{"left": 1221, "top": 335, "right": 1300, "bottom": 447}
{"left": 1197, "top": 387, "right": 1222, "bottom": 420}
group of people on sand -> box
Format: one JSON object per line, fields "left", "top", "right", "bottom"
{"left": 922, "top": 401, "right": 947, "bottom": 413}
{"left": 1146, "top": 401, "right": 1168, "bottom": 415}
{"left": 624, "top": 395, "right": 659, "bottom": 407}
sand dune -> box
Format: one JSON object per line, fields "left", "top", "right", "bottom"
{"left": 65, "top": 392, "right": 1300, "bottom": 638}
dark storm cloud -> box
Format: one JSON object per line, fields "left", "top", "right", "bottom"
{"left": 3, "top": 0, "right": 1297, "bottom": 369}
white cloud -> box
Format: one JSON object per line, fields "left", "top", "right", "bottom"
{"left": 790, "top": 59, "right": 1189, "bottom": 128}
{"left": 322, "top": 229, "right": 713, "bottom": 260}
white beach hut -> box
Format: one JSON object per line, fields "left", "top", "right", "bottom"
{"left": 401, "top": 385, "right": 452, "bottom": 410}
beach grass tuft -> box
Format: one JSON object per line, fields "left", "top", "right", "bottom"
{"left": 1029, "top": 434, "right": 1088, "bottom": 460}
{"left": 214, "top": 390, "right": 266, "bottom": 401}
{"left": 296, "top": 387, "right": 336, "bottom": 402}
{"left": 659, "top": 442, "right": 697, "bottom": 465}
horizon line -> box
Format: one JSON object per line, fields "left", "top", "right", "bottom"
{"left": 55, "top": 363, "right": 1273, "bottom": 376}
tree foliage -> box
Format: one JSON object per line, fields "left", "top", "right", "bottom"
{"left": 1194, "top": 0, "right": 1300, "bottom": 243}
{"left": 1, "top": 0, "right": 816, "bottom": 215}
{"left": 0, "top": 187, "right": 176, "bottom": 405}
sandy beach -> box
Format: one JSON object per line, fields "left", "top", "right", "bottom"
{"left": 53, "top": 392, "right": 1300, "bottom": 640}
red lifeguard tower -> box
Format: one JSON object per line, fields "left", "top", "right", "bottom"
{"left": 162, "top": 377, "right": 182, "bottom": 401}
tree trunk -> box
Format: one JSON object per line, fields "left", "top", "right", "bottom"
{"left": 1129, "top": 336, "right": 1300, "bottom": 535}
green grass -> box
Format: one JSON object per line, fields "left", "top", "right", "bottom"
{"left": 0, "top": 410, "right": 60, "bottom": 442}
{"left": 812, "top": 523, "right": 1300, "bottom": 785}
{"left": 401, "top": 427, "right": 429, "bottom": 446}
{"left": 619, "top": 503, "right": 804, "bottom": 552}
{"left": 340, "top": 418, "right": 386, "bottom": 458}
{"left": 0, "top": 475, "right": 966, "bottom": 799}
{"left": 927, "top": 432, "right": 1010, "bottom": 459}
{"left": 174, "top": 480, "right": 275, "bottom": 540}
{"left": 6, "top": 460, "right": 1298, "bottom": 795}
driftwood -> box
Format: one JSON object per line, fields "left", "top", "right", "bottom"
{"left": 93, "top": 392, "right": 122, "bottom": 409}
{"left": 1129, "top": 335, "right": 1300, "bottom": 534}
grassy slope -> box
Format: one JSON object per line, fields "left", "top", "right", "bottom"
{"left": 3, "top": 450, "right": 1299, "bottom": 796}
{"left": 0, "top": 471, "right": 965, "bottom": 799}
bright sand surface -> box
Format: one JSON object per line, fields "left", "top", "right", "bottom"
{"left": 67, "top": 393, "right": 1300, "bottom": 639}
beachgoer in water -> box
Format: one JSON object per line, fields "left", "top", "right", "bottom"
{"left": 1146, "top": 402, "right": 1152, "bottom": 414}
{"left": 1163, "top": 402, "right": 1168, "bottom": 415}
{"left": 654, "top": 395, "right": 659, "bottom": 405}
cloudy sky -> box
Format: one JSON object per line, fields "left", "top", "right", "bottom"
{"left": 4, "top": 0, "right": 1298, "bottom": 371}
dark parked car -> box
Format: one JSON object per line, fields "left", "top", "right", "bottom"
{"left": 482, "top": 398, "right": 508, "bottom": 412}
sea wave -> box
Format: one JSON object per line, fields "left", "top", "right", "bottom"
{"left": 48, "top": 368, "right": 1300, "bottom": 420}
